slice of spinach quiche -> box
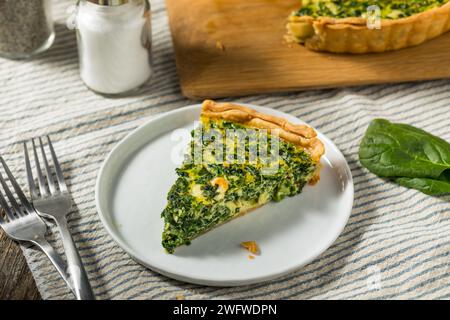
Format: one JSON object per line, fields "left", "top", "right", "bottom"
{"left": 161, "top": 100, "right": 325, "bottom": 253}
{"left": 287, "top": 0, "right": 450, "bottom": 53}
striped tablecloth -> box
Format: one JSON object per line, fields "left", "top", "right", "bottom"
{"left": 0, "top": 0, "right": 449, "bottom": 300}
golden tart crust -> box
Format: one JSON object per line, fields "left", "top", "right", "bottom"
{"left": 201, "top": 100, "right": 325, "bottom": 164}
{"left": 287, "top": 2, "right": 450, "bottom": 53}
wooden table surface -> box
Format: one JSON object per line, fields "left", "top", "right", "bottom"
{"left": 0, "top": 229, "right": 41, "bottom": 300}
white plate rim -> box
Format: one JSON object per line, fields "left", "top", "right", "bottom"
{"left": 95, "top": 103, "right": 354, "bottom": 286}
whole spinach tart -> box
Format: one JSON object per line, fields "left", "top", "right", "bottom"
{"left": 287, "top": 0, "right": 450, "bottom": 53}
{"left": 161, "top": 100, "right": 325, "bottom": 253}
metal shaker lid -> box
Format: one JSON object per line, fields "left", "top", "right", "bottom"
{"left": 86, "top": 0, "right": 130, "bottom": 5}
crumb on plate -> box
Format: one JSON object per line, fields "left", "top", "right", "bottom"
{"left": 176, "top": 294, "right": 185, "bottom": 300}
{"left": 241, "top": 241, "right": 260, "bottom": 255}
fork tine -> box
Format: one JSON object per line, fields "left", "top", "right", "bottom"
{"left": 0, "top": 187, "right": 15, "bottom": 222}
{"left": 46, "top": 136, "right": 68, "bottom": 193}
{"left": 24, "top": 142, "right": 39, "bottom": 199}
{"left": 0, "top": 157, "right": 34, "bottom": 214}
{"left": 38, "top": 137, "right": 56, "bottom": 195}
{"left": 0, "top": 169, "right": 23, "bottom": 216}
{"left": 32, "top": 138, "right": 48, "bottom": 197}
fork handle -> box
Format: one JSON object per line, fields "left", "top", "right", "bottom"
{"left": 55, "top": 216, "right": 95, "bottom": 300}
{"left": 33, "top": 237, "right": 75, "bottom": 296}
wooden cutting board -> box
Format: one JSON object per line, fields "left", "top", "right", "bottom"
{"left": 166, "top": 0, "right": 450, "bottom": 100}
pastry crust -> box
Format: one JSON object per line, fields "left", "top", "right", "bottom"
{"left": 287, "top": 2, "right": 450, "bottom": 53}
{"left": 201, "top": 100, "right": 325, "bottom": 164}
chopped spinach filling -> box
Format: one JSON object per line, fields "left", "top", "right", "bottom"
{"left": 294, "top": 0, "right": 449, "bottom": 19}
{"left": 161, "top": 119, "right": 317, "bottom": 253}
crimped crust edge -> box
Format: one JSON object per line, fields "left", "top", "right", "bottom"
{"left": 200, "top": 100, "right": 325, "bottom": 164}
{"left": 287, "top": 2, "right": 450, "bottom": 53}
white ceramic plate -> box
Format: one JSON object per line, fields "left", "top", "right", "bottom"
{"left": 96, "top": 104, "right": 354, "bottom": 286}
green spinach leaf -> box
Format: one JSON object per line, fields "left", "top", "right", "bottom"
{"left": 359, "top": 119, "right": 450, "bottom": 195}
{"left": 396, "top": 177, "right": 450, "bottom": 196}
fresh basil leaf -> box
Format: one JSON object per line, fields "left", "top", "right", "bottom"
{"left": 396, "top": 177, "right": 450, "bottom": 196}
{"left": 359, "top": 119, "right": 450, "bottom": 179}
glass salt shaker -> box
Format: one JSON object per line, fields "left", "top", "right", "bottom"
{"left": 0, "top": 0, "right": 55, "bottom": 59}
{"left": 75, "top": 0, "right": 153, "bottom": 95}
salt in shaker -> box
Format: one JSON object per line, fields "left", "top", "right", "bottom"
{"left": 75, "top": 0, "right": 153, "bottom": 95}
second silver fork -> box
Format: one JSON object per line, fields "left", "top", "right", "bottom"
{"left": 0, "top": 157, "right": 74, "bottom": 295}
{"left": 24, "top": 136, "right": 95, "bottom": 300}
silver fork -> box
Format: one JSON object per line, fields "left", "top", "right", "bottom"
{"left": 0, "top": 157, "right": 74, "bottom": 295}
{"left": 24, "top": 136, "right": 95, "bottom": 300}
